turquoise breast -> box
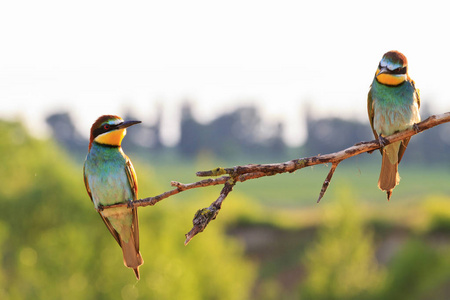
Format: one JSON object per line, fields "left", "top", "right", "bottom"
{"left": 84, "top": 143, "right": 133, "bottom": 208}
{"left": 371, "top": 79, "right": 420, "bottom": 136}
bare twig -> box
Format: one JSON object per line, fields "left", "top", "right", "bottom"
{"left": 100, "top": 112, "right": 450, "bottom": 243}
{"left": 317, "top": 163, "right": 339, "bottom": 203}
{"left": 101, "top": 176, "right": 230, "bottom": 210}
{"left": 184, "top": 178, "right": 236, "bottom": 245}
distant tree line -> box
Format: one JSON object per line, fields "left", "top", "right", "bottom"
{"left": 46, "top": 103, "right": 450, "bottom": 165}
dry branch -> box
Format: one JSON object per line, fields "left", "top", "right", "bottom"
{"left": 184, "top": 178, "right": 236, "bottom": 245}
{"left": 101, "top": 112, "right": 450, "bottom": 243}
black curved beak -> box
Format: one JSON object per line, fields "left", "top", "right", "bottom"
{"left": 376, "top": 67, "right": 389, "bottom": 77}
{"left": 117, "top": 120, "right": 142, "bottom": 129}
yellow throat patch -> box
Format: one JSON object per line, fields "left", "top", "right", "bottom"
{"left": 376, "top": 69, "right": 406, "bottom": 86}
{"left": 94, "top": 129, "right": 126, "bottom": 146}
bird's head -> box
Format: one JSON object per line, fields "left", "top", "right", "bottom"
{"left": 89, "top": 115, "right": 141, "bottom": 150}
{"left": 375, "top": 50, "right": 408, "bottom": 86}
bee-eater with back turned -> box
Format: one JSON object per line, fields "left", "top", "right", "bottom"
{"left": 83, "top": 115, "right": 144, "bottom": 279}
{"left": 368, "top": 50, "right": 421, "bottom": 200}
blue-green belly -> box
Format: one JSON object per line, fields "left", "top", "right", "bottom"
{"left": 84, "top": 144, "right": 134, "bottom": 241}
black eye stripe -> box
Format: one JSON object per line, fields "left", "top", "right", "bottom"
{"left": 92, "top": 127, "right": 106, "bottom": 138}
{"left": 379, "top": 65, "right": 407, "bottom": 75}
{"left": 92, "top": 123, "right": 119, "bottom": 138}
{"left": 391, "top": 66, "right": 407, "bottom": 74}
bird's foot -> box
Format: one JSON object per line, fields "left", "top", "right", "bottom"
{"left": 97, "top": 204, "right": 104, "bottom": 212}
{"left": 127, "top": 200, "right": 134, "bottom": 209}
{"left": 378, "top": 135, "right": 389, "bottom": 147}
{"left": 413, "top": 123, "right": 420, "bottom": 133}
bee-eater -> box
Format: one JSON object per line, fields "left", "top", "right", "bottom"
{"left": 83, "top": 115, "right": 144, "bottom": 279}
{"left": 368, "top": 50, "right": 421, "bottom": 200}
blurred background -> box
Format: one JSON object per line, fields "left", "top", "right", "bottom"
{"left": 2, "top": 1, "right": 450, "bottom": 299}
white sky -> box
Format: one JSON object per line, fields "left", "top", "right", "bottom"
{"left": 1, "top": 1, "right": 449, "bottom": 146}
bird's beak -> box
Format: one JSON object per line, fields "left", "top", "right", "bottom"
{"left": 376, "top": 67, "right": 389, "bottom": 77}
{"left": 117, "top": 120, "right": 142, "bottom": 129}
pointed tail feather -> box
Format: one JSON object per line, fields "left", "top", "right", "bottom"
{"left": 133, "top": 268, "right": 140, "bottom": 280}
{"left": 121, "top": 238, "right": 144, "bottom": 280}
{"left": 386, "top": 190, "right": 393, "bottom": 201}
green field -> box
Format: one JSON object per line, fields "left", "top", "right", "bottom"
{"left": 140, "top": 152, "right": 450, "bottom": 206}
{"left": 135, "top": 153, "right": 450, "bottom": 237}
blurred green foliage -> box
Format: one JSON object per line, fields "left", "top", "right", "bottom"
{"left": 0, "top": 120, "right": 255, "bottom": 299}
{"left": 378, "top": 239, "right": 450, "bottom": 300}
{"left": 300, "top": 191, "right": 385, "bottom": 300}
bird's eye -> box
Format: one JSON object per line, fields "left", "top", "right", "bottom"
{"left": 103, "top": 124, "right": 110, "bottom": 130}
{"left": 392, "top": 67, "right": 407, "bottom": 75}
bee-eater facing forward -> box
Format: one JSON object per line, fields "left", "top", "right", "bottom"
{"left": 83, "top": 115, "right": 144, "bottom": 279}
{"left": 368, "top": 51, "right": 421, "bottom": 200}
